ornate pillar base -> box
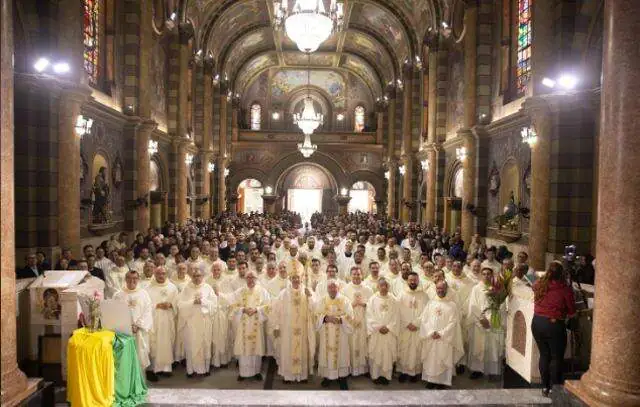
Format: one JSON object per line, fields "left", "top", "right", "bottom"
{"left": 335, "top": 195, "right": 351, "bottom": 215}
{"left": 262, "top": 194, "right": 278, "bottom": 214}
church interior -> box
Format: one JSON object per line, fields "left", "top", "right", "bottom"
{"left": 1, "top": 0, "right": 639, "bottom": 406}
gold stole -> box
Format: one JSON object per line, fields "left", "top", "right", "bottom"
{"left": 322, "top": 297, "right": 344, "bottom": 368}
{"left": 239, "top": 289, "right": 261, "bottom": 355}
{"left": 289, "top": 289, "right": 306, "bottom": 374}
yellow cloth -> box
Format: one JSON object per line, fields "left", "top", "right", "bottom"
{"left": 67, "top": 328, "right": 116, "bottom": 407}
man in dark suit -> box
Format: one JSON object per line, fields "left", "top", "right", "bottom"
{"left": 36, "top": 251, "right": 51, "bottom": 272}
{"left": 85, "top": 254, "right": 106, "bottom": 281}
{"left": 17, "top": 253, "right": 41, "bottom": 279}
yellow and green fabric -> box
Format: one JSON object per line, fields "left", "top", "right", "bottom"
{"left": 67, "top": 328, "right": 147, "bottom": 407}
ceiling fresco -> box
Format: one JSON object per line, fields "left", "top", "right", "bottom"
{"left": 223, "top": 28, "right": 274, "bottom": 75}
{"left": 235, "top": 52, "right": 279, "bottom": 92}
{"left": 343, "top": 31, "right": 395, "bottom": 84}
{"left": 271, "top": 69, "right": 346, "bottom": 109}
{"left": 341, "top": 54, "right": 382, "bottom": 96}
{"left": 283, "top": 52, "right": 334, "bottom": 67}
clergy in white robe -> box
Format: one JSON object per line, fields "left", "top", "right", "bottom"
{"left": 266, "top": 262, "right": 290, "bottom": 297}
{"left": 145, "top": 267, "right": 179, "bottom": 378}
{"left": 366, "top": 278, "right": 399, "bottom": 384}
{"left": 105, "top": 256, "right": 128, "bottom": 298}
{"left": 258, "top": 261, "right": 277, "bottom": 287}
{"left": 481, "top": 248, "right": 502, "bottom": 276}
{"left": 467, "top": 267, "right": 505, "bottom": 378}
{"left": 177, "top": 268, "right": 217, "bottom": 376}
{"left": 170, "top": 263, "right": 190, "bottom": 292}
{"left": 206, "top": 263, "right": 234, "bottom": 367}
{"left": 397, "top": 272, "right": 429, "bottom": 381}
{"left": 230, "top": 271, "right": 271, "bottom": 380}
{"left": 171, "top": 263, "right": 190, "bottom": 363}
{"left": 419, "top": 281, "right": 464, "bottom": 388}
{"left": 315, "top": 280, "right": 353, "bottom": 389}
{"left": 271, "top": 271, "right": 316, "bottom": 382}
{"left": 315, "top": 265, "right": 345, "bottom": 298}
{"left": 341, "top": 267, "right": 374, "bottom": 376}
{"left": 305, "top": 258, "right": 324, "bottom": 292}
{"left": 113, "top": 270, "right": 153, "bottom": 370}
{"left": 363, "top": 261, "right": 382, "bottom": 293}
{"left": 139, "top": 260, "right": 156, "bottom": 289}
{"left": 383, "top": 259, "right": 402, "bottom": 291}
{"left": 447, "top": 261, "right": 476, "bottom": 366}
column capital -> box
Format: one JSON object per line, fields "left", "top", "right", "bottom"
{"left": 138, "top": 119, "right": 158, "bottom": 134}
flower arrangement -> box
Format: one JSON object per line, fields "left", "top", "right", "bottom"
{"left": 82, "top": 290, "right": 103, "bottom": 331}
{"left": 484, "top": 269, "right": 513, "bottom": 329}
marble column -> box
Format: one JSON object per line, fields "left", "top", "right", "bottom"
{"left": 425, "top": 48, "right": 438, "bottom": 225}
{"left": 218, "top": 95, "right": 228, "bottom": 214}
{"left": 231, "top": 106, "right": 239, "bottom": 143}
{"left": 217, "top": 156, "right": 227, "bottom": 213}
{"left": 262, "top": 194, "right": 277, "bottom": 214}
{"left": 135, "top": 120, "right": 156, "bottom": 231}
{"left": 200, "top": 151, "right": 213, "bottom": 219}
{"left": 58, "top": 86, "right": 91, "bottom": 257}
{"left": 401, "top": 70, "right": 413, "bottom": 223}
{"left": 461, "top": 3, "right": 477, "bottom": 248}
{"left": 386, "top": 92, "right": 397, "bottom": 219}
{"left": 565, "top": 2, "right": 640, "bottom": 405}
{"left": 376, "top": 110, "right": 384, "bottom": 145}
{"left": 386, "top": 162, "right": 397, "bottom": 220}
{"left": 1, "top": 0, "right": 29, "bottom": 403}
{"left": 201, "top": 63, "right": 214, "bottom": 219}
{"left": 425, "top": 148, "right": 437, "bottom": 226}
{"left": 176, "top": 143, "right": 188, "bottom": 224}
{"left": 523, "top": 98, "right": 551, "bottom": 271}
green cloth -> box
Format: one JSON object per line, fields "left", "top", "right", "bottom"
{"left": 112, "top": 333, "right": 148, "bottom": 407}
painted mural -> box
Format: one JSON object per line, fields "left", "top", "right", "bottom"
{"left": 397, "top": 0, "right": 435, "bottom": 41}
{"left": 271, "top": 69, "right": 346, "bottom": 108}
{"left": 344, "top": 32, "right": 394, "bottom": 84}
{"left": 446, "top": 47, "right": 465, "bottom": 138}
{"left": 150, "top": 40, "right": 167, "bottom": 127}
{"left": 284, "top": 52, "right": 334, "bottom": 67}
{"left": 224, "top": 29, "right": 272, "bottom": 75}
{"left": 342, "top": 55, "right": 382, "bottom": 96}
{"left": 236, "top": 53, "right": 278, "bottom": 92}
{"left": 208, "top": 0, "right": 268, "bottom": 58}
{"left": 349, "top": 3, "right": 410, "bottom": 64}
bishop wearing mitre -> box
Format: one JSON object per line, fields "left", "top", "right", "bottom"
{"left": 271, "top": 266, "right": 316, "bottom": 383}
{"left": 145, "top": 266, "right": 179, "bottom": 381}
{"left": 177, "top": 268, "right": 217, "bottom": 377}
{"left": 230, "top": 268, "right": 271, "bottom": 381}
{"left": 341, "top": 266, "right": 373, "bottom": 377}
{"left": 419, "top": 281, "right": 464, "bottom": 388}
{"left": 366, "top": 278, "right": 399, "bottom": 385}
{"left": 113, "top": 270, "right": 154, "bottom": 370}
{"left": 315, "top": 279, "right": 354, "bottom": 389}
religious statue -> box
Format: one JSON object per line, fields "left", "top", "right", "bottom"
{"left": 112, "top": 158, "right": 123, "bottom": 187}
{"left": 92, "top": 166, "right": 111, "bottom": 223}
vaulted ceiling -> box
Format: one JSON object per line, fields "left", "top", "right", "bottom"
{"left": 182, "top": 0, "right": 457, "bottom": 96}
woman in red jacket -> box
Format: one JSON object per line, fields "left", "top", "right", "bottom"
{"left": 531, "top": 261, "right": 576, "bottom": 397}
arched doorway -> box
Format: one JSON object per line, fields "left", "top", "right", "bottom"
{"left": 277, "top": 164, "right": 336, "bottom": 225}
{"left": 149, "top": 159, "right": 167, "bottom": 229}
{"left": 444, "top": 166, "right": 464, "bottom": 234}
{"left": 237, "top": 178, "right": 264, "bottom": 213}
{"left": 348, "top": 181, "right": 377, "bottom": 213}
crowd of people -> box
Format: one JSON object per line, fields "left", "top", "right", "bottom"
{"left": 21, "top": 211, "right": 542, "bottom": 390}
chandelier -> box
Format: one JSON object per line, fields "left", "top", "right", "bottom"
{"left": 298, "top": 133, "right": 318, "bottom": 158}
{"left": 273, "top": 0, "right": 344, "bottom": 53}
{"left": 294, "top": 97, "right": 323, "bottom": 135}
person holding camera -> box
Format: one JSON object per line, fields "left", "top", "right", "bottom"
{"left": 531, "top": 261, "right": 576, "bottom": 397}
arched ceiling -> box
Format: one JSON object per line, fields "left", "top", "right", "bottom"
{"left": 185, "top": 0, "right": 448, "bottom": 95}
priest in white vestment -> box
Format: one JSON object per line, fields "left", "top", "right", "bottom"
{"left": 230, "top": 271, "right": 271, "bottom": 380}
{"left": 266, "top": 261, "right": 290, "bottom": 297}
{"left": 271, "top": 270, "right": 316, "bottom": 382}
{"left": 315, "top": 279, "right": 354, "bottom": 389}
{"left": 170, "top": 263, "right": 190, "bottom": 292}
{"left": 177, "top": 268, "right": 217, "bottom": 377}
{"left": 315, "top": 264, "right": 345, "bottom": 298}
{"left": 113, "top": 270, "right": 153, "bottom": 370}
{"left": 467, "top": 267, "right": 505, "bottom": 378}
{"left": 419, "top": 281, "right": 464, "bottom": 388}
{"left": 145, "top": 267, "right": 179, "bottom": 380}
{"left": 447, "top": 261, "right": 476, "bottom": 372}
{"left": 397, "top": 272, "right": 428, "bottom": 382}
{"left": 342, "top": 266, "right": 373, "bottom": 376}
{"left": 105, "top": 255, "right": 128, "bottom": 298}
{"left": 481, "top": 247, "right": 502, "bottom": 276}
{"left": 366, "top": 278, "right": 399, "bottom": 384}
{"left": 258, "top": 261, "right": 278, "bottom": 287}
{"left": 363, "top": 261, "right": 382, "bottom": 293}
{"left": 205, "top": 262, "right": 233, "bottom": 367}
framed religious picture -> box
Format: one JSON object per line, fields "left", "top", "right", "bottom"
{"left": 112, "top": 156, "right": 123, "bottom": 188}
{"left": 489, "top": 162, "right": 501, "bottom": 196}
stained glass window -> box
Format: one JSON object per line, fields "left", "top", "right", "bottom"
{"left": 83, "top": 0, "right": 100, "bottom": 86}
{"left": 250, "top": 104, "right": 261, "bottom": 130}
{"left": 516, "top": 0, "right": 532, "bottom": 95}
{"left": 354, "top": 106, "right": 365, "bottom": 132}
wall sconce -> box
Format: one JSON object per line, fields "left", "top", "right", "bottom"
{"left": 207, "top": 162, "right": 215, "bottom": 173}
{"left": 224, "top": 168, "right": 230, "bottom": 178}
{"left": 399, "top": 165, "right": 406, "bottom": 176}
{"left": 456, "top": 147, "right": 467, "bottom": 162}
{"left": 272, "top": 111, "right": 280, "bottom": 120}
{"left": 421, "top": 159, "right": 430, "bottom": 171}
{"left": 265, "top": 186, "right": 273, "bottom": 194}
{"left": 336, "top": 113, "right": 345, "bottom": 121}
{"left": 75, "top": 115, "right": 93, "bottom": 137}
{"left": 521, "top": 126, "right": 538, "bottom": 146}
{"left": 212, "top": 74, "right": 220, "bottom": 86}
{"left": 340, "top": 188, "right": 349, "bottom": 196}
{"left": 185, "top": 153, "right": 194, "bottom": 166}
{"left": 148, "top": 139, "right": 158, "bottom": 155}
{"left": 384, "top": 170, "right": 390, "bottom": 180}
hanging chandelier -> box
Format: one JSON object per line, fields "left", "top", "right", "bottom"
{"left": 294, "top": 97, "right": 323, "bottom": 135}
{"left": 297, "top": 133, "right": 318, "bottom": 158}
{"left": 273, "top": 0, "right": 344, "bottom": 53}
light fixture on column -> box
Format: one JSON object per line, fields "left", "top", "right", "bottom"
{"left": 399, "top": 164, "right": 406, "bottom": 176}
{"left": 208, "top": 162, "right": 215, "bottom": 173}
{"left": 52, "top": 62, "right": 70, "bottom": 74}
{"left": 336, "top": 113, "right": 344, "bottom": 121}
{"left": 212, "top": 74, "right": 220, "bottom": 86}
{"left": 272, "top": 111, "right": 280, "bottom": 120}
{"left": 74, "top": 115, "right": 93, "bottom": 137}
{"left": 273, "top": 0, "right": 344, "bottom": 53}
{"left": 384, "top": 170, "right": 390, "bottom": 180}
{"left": 265, "top": 186, "right": 273, "bottom": 194}
{"left": 148, "top": 140, "right": 159, "bottom": 155}
{"left": 185, "top": 153, "right": 194, "bottom": 166}
{"left": 456, "top": 147, "right": 468, "bottom": 162}
{"left": 521, "top": 126, "right": 538, "bottom": 146}
{"left": 224, "top": 168, "right": 230, "bottom": 178}
{"left": 340, "top": 187, "right": 348, "bottom": 196}
{"left": 421, "top": 159, "right": 430, "bottom": 171}
{"left": 33, "top": 57, "right": 50, "bottom": 72}
{"left": 297, "top": 133, "right": 318, "bottom": 158}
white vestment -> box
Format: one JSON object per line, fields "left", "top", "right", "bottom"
{"left": 341, "top": 283, "right": 373, "bottom": 375}
{"left": 145, "top": 279, "right": 179, "bottom": 373}
{"left": 466, "top": 283, "right": 505, "bottom": 375}
{"left": 170, "top": 275, "right": 190, "bottom": 293}
{"left": 397, "top": 288, "right": 429, "bottom": 376}
{"left": 315, "top": 294, "right": 354, "bottom": 379}
{"left": 419, "top": 297, "right": 464, "bottom": 386}
{"left": 113, "top": 287, "right": 153, "bottom": 370}
{"left": 271, "top": 287, "right": 316, "bottom": 381}
{"left": 447, "top": 273, "right": 476, "bottom": 356}
{"left": 105, "top": 265, "right": 128, "bottom": 298}
{"left": 230, "top": 285, "right": 271, "bottom": 377}
{"left": 177, "top": 282, "right": 217, "bottom": 374}
{"left": 363, "top": 275, "right": 381, "bottom": 294}
{"left": 366, "top": 293, "right": 399, "bottom": 380}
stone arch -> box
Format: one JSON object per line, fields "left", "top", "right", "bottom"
{"left": 287, "top": 87, "right": 334, "bottom": 130}
{"left": 274, "top": 162, "right": 339, "bottom": 198}
{"left": 444, "top": 159, "right": 463, "bottom": 198}
{"left": 227, "top": 167, "right": 269, "bottom": 197}
{"left": 350, "top": 170, "right": 385, "bottom": 202}
{"left": 500, "top": 157, "right": 520, "bottom": 209}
